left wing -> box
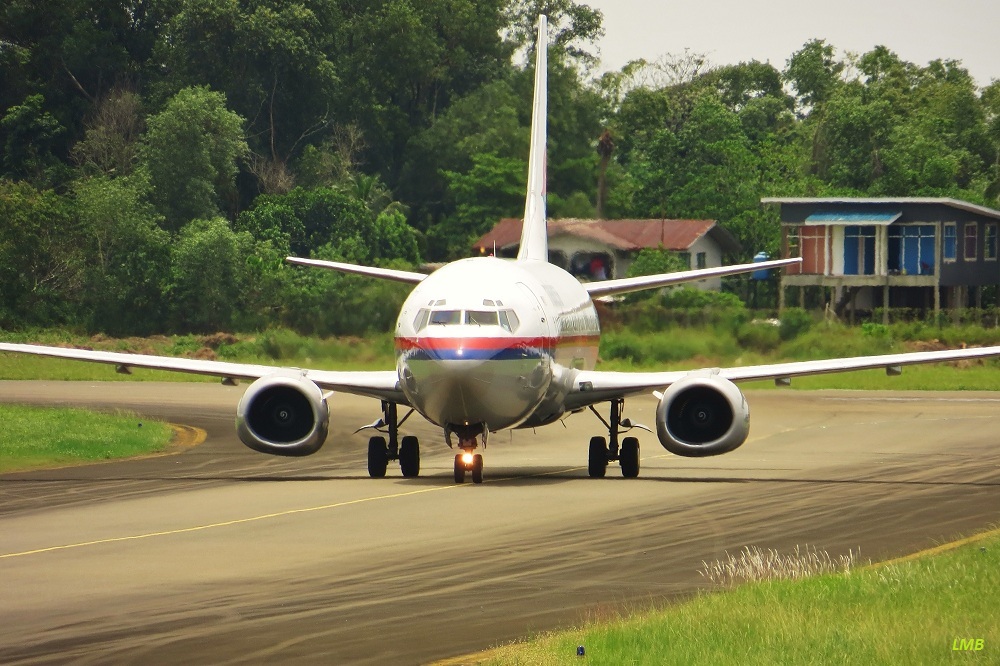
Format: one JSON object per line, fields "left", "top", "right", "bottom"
{"left": 566, "top": 346, "right": 1000, "bottom": 408}
{"left": 0, "top": 343, "right": 406, "bottom": 403}
{"left": 585, "top": 257, "right": 800, "bottom": 298}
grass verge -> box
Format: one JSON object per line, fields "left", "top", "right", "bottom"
{"left": 482, "top": 533, "right": 1000, "bottom": 665}
{"left": 0, "top": 404, "right": 174, "bottom": 473}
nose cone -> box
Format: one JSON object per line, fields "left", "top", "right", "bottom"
{"left": 397, "top": 333, "right": 550, "bottom": 430}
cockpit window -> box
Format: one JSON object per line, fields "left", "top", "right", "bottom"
{"left": 465, "top": 310, "right": 499, "bottom": 326}
{"left": 413, "top": 308, "right": 430, "bottom": 331}
{"left": 414, "top": 307, "right": 519, "bottom": 331}
{"left": 429, "top": 309, "right": 461, "bottom": 325}
{"left": 499, "top": 309, "right": 519, "bottom": 333}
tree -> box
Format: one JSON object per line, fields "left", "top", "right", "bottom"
{"left": 140, "top": 86, "right": 248, "bottom": 229}
{"left": 438, "top": 153, "right": 527, "bottom": 258}
{"left": 0, "top": 180, "right": 82, "bottom": 325}
{"left": 982, "top": 80, "right": 1000, "bottom": 203}
{"left": 154, "top": 0, "right": 339, "bottom": 173}
{"left": 166, "top": 217, "right": 257, "bottom": 332}
{"left": 73, "top": 173, "right": 171, "bottom": 334}
{"left": 237, "top": 186, "right": 419, "bottom": 264}
{"left": 331, "top": 0, "right": 512, "bottom": 185}
{"left": 0, "top": 0, "right": 160, "bottom": 168}
{"left": 398, "top": 78, "right": 527, "bottom": 245}
{"left": 785, "top": 39, "right": 844, "bottom": 111}
{"left": 621, "top": 247, "right": 689, "bottom": 303}
{"left": 503, "top": 0, "right": 604, "bottom": 65}
{"left": 1, "top": 94, "right": 67, "bottom": 183}
{"left": 71, "top": 88, "right": 144, "bottom": 176}
{"left": 626, "top": 96, "right": 758, "bottom": 227}
{"left": 813, "top": 83, "right": 894, "bottom": 190}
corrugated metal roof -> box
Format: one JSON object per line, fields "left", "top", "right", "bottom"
{"left": 474, "top": 218, "right": 740, "bottom": 254}
{"left": 804, "top": 211, "right": 902, "bottom": 225}
{"left": 762, "top": 197, "right": 1000, "bottom": 221}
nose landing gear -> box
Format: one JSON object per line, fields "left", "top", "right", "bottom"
{"left": 454, "top": 449, "right": 483, "bottom": 484}
{"left": 448, "top": 424, "right": 487, "bottom": 484}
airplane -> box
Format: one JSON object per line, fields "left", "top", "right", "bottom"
{"left": 3, "top": 16, "right": 1000, "bottom": 484}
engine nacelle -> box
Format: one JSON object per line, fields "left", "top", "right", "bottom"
{"left": 655, "top": 374, "right": 750, "bottom": 457}
{"left": 236, "top": 374, "right": 330, "bottom": 456}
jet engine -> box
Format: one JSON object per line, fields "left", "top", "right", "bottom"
{"left": 655, "top": 374, "right": 749, "bottom": 457}
{"left": 236, "top": 374, "right": 330, "bottom": 456}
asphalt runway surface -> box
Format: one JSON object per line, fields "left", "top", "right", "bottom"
{"left": 1, "top": 380, "right": 999, "bottom": 664}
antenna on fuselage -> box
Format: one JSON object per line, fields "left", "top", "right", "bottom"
{"left": 516, "top": 14, "right": 548, "bottom": 263}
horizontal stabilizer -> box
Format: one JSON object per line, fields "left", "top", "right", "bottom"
{"left": 286, "top": 257, "right": 426, "bottom": 284}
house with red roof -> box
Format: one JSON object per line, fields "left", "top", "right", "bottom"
{"left": 473, "top": 218, "right": 741, "bottom": 290}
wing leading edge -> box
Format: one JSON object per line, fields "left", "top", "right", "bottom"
{"left": 0, "top": 343, "right": 405, "bottom": 403}
{"left": 566, "top": 345, "right": 1000, "bottom": 408}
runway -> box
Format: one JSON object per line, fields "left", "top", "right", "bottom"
{"left": 1, "top": 381, "right": 999, "bottom": 664}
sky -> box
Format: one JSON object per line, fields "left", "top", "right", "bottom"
{"left": 584, "top": 0, "right": 1000, "bottom": 87}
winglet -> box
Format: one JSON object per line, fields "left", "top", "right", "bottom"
{"left": 516, "top": 15, "right": 548, "bottom": 262}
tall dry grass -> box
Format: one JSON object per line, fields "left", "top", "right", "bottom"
{"left": 699, "top": 545, "right": 859, "bottom": 587}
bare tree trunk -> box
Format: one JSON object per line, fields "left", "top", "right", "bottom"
{"left": 595, "top": 129, "right": 614, "bottom": 219}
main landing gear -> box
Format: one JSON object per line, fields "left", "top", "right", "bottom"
{"left": 588, "top": 398, "right": 641, "bottom": 479}
{"left": 366, "top": 401, "right": 420, "bottom": 478}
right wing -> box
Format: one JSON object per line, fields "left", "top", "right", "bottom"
{"left": 565, "top": 345, "right": 1000, "bottom": 409}
{"left": 285, "top": 257, "right": 427, "bottom": 284}
{"left": 0, "top": 343, "right": 406, "bottom": 403}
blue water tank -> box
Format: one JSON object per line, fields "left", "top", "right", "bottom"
{"left": 751, "top": 251, "right": 770, "bottom": 280}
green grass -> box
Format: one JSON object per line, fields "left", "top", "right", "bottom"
{"left": 0, "top": 404, "right": 174, "bottom": 472}
{"left": 484, "top": 532, "right": 1000, "bottom": 665}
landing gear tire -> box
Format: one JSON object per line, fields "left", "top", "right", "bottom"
{"left": 620, "top": 436, "right": 640, "bottom": 478}
{"left": 588, "top": 436, "right": 608, "bottom": 478}
{"left": 471, "top": 454, "right": 484, "bottom": 484}
{"left": 399, "top": 436, "right": 420, "bottom": 477}
{"left": 454, "top": 454, "right": 466, "bottom": 484}
{"left": 368, "top": 436, "right": 388, "bottom": 478}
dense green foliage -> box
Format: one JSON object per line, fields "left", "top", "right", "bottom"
{"left": 1, "top": 2, "right": 999, "bottom": 335}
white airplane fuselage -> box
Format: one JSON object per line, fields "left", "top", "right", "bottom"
{"left": 395, "top": 257, "right": 600, "bottom": 434}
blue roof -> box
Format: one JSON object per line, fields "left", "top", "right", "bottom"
{"left": 804, "top": 211, "right": 902, "bottom": 225}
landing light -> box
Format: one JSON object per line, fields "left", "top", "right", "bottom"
{"left": 461, "top": 452, "right": 475, "bottom": 465}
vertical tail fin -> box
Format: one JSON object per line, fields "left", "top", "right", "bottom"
{"left": 516, "top": 15, "right": 548, "bottom": 262}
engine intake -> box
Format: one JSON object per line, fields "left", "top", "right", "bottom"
{"left": 655, "top": 374, "right": 749, "bottom": 457}
{"left": 236, "top": 374, "right": 329, "bottom": 456}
